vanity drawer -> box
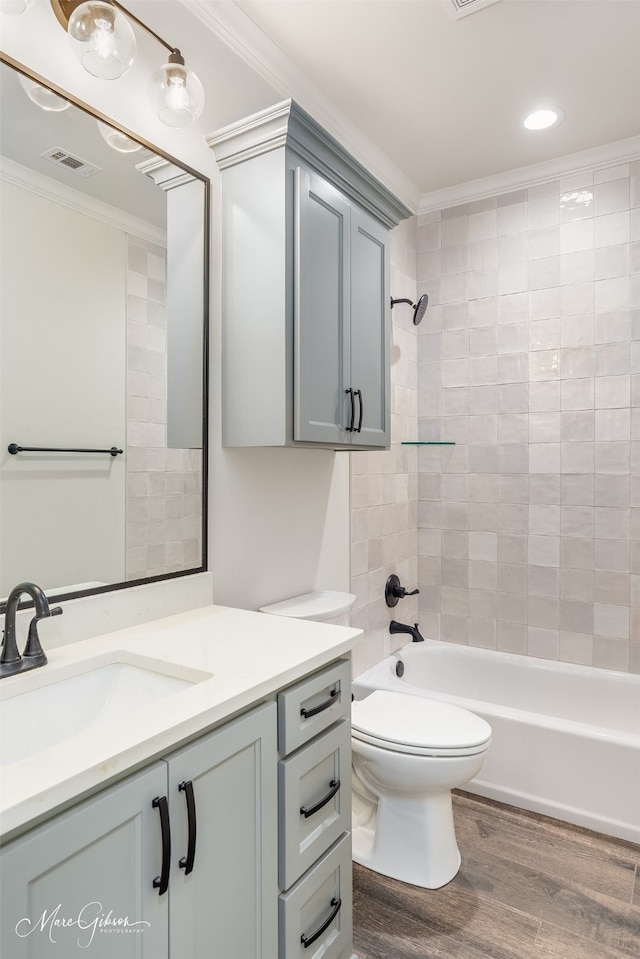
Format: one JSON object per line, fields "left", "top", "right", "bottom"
{"left": 279, "top": 720, "right": 351, "bottom": 890}
{"left": 279, "top": 832, "right": 352, "bottom": 959}
{"left": 278, "top": 659, "right": 351, "bottom": 756}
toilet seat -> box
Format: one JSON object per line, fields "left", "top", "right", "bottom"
{"left": 351, "top": 690, "right": 492, "bottom": 757}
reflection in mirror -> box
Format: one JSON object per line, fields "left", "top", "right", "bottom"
{"left": 0, "top": 58, "right": 208, "bottom": 608}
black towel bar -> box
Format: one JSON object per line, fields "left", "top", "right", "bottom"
{"left": 8, "top": 444, "right": 123, "bottom": 457}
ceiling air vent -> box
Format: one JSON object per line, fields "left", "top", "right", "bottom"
{"left": 40, "top": 147, "right": 101, "bottom": 178}
{"left": 448, "top": 0, "right": 501, "bottom": 18}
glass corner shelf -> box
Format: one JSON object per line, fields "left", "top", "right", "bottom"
{"left": 401, "top": 441, "right": 456, "bottom": 446}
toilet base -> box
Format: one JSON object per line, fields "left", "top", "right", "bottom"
{"left": 352, "top": 788, "right": 462, "bottom": 889}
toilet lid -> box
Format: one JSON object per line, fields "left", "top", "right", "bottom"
{"left": 351, "top": 691, "right": 491, "bottom": 752}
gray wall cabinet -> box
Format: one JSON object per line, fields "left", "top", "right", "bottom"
{"left": 208, "top": 100, "right": 411, "bottom": 450}
{"left": 0, "top": 702, "right": 277, "bottom": 959}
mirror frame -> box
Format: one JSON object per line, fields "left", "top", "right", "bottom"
{"left": 0, "top": 53, "right": 209, "bottom": 613}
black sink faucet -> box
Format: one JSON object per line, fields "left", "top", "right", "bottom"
{"left": 0, "top": 582, "right": 62, "bottom": 678}
{"left": 389, "top": 620, "right": 425, "bottom": 643}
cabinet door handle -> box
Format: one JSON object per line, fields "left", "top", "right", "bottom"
{"left": 300, "top": 897, "right": 342, "bottom": 949}
{"left": 355, "top": 389, "right": 363, "bottom": 433}
{"left": 300, "top": 779, "right": 340, "bottom": 819}
{"left": 178, "top": 780, "right": 197, "bottom": 875}
{"left": 345, "top": 388, "right": 355, "bottom": 431}
{"left": 300, "top": 688, "right": 340, "bottom": 719}
{"left": 152, "top": 796, "right": 171, "bottom": 895}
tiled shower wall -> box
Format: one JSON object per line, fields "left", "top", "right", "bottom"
{"left": 125, "top": 235, "right": 202, "bottom": 580}
{"left": 416, "top": 159, "right": 640, "bottom": 673}
{"left": 350, "top": 217, "right": 420, "bottom": 677}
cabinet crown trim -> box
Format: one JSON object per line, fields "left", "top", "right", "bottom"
{"left": 207, "top": 99, "right": 411, "bottom": 229}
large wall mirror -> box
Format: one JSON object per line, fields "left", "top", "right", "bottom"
{"left": 0, "top": 56, "right": 209, "bottom": 609}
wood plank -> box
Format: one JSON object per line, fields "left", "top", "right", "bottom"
{"left": 453, "top": 791, "right": 638, "bottom": 904}
{"left": 353, "top": 793, "right": 640, "bottom": 959}
{"left": 534, "top": 922, "right": 635, "bottom": 959}
{"left": 353, "top": 862, "right": 541, "bottom": 959}
{"left": 457, "top": 847, "right": 640, "bottom": 955}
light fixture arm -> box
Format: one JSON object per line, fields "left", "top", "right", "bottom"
{"left": 109, "top": 0, "right": 173, "bottom": 54}
{"left": 52, "top": 0, "right": 177, "bottom": 55}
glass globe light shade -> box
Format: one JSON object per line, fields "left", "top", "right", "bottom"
{"left": 97, "top": 119, "right": 142, "bottom": 153}
{"left": 149, "top": 50, "right": 204, "bottom": 128}
{"left": 18, "top": 74, "right": 70, "bottom": 112}
{"left": 0, "top": 0, "right": 31, "bottom": 13}
{"left": 68, "top": 0, "right": 136, "bottom": 80}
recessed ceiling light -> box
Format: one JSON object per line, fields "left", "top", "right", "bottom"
{"left": 523, "top": 108, "right": 564, "bottom": 131}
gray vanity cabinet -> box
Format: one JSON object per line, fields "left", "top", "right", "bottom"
{"left": 277, "top": 660, "right": 353, "bottom": 959}
{"left": 208, "top": 99, "right": 410, "bottom": 451}
{"left": 166, "top": 703, "right": 277, "bottom": 959}
{"left": 0, "top": 702, "right": 277, "bottom": 959}
{"left": 0, "top": 763, "right": 169, "bottom": 959}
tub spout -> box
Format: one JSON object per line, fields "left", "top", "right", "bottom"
{"left": 389, "top": 620, "right": 425, "bottom": 643}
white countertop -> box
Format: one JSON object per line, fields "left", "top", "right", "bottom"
{"left": 0, "top": 604, "right": 362, "bottom": 842}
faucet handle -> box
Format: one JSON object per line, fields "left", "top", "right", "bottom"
{"left": 23, "top": 607, "right": 61, "bottom": 661}
{"left": 23, "top": 618, "right": 45, "bottom": 660}
{"left": 385, "top": 574, "right": 420, "bottom": 608}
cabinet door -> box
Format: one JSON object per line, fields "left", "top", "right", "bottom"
{"left": 294, "top": 166, "right": 351, "bottom": 445}
{"left": 167, "top": 702, "right": 278, "bottom": 959}
{"left": 349, "top": 206, "right": 390, "bottom": 448}
{"left": 0, "top": 764, "right": 168, "bottom": 959}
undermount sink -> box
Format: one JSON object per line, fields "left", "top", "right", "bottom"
{"left": 0, "top": 656, "right": 205, "bottom": 765}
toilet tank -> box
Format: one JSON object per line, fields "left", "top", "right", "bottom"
{"left": 259, "top": 590, "right": 356, "bottom": 626}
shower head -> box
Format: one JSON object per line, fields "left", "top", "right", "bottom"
{"left": 390, "top": 293, "right": 429, "bottom": 326}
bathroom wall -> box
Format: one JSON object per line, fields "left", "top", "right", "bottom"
{"left": 416, "top": 159, "right": 640, "bottom": 673}
{"left": 0, "top": 180, "right": 126, "bottom": 596}
{"left": 125, "top": 235, "right": 202, "bottom": 581}
{"left": 1, "top": 5, "right": 348, "bottom": 633}
{"left": 351, "top": 216, "right": 420, "bottom": 676}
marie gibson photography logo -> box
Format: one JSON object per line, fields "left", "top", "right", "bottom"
{"left": 15, "top": 902, "right": 151, "bottom": 949}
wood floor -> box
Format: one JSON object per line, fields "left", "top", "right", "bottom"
{"left": 352, "top": 791, "right": 640, "bottom": 959}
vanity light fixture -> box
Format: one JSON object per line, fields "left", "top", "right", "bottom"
{"left": 0, "top": 0, "right": 32, "bottom": 13}
{"left": 66, "top": 0, "right": 135, "bottom": 80}
{"left": 50, "top": 0, "right": 205, "bottom": 127}
{"left": 148, "top": 49, "right": 205, "bottom": 129}
{"left": 97, "top": 118, "right": 142, "bottom": 152}
{"left": 18, "top": 74, "right": 70, "bottom": 111}
{"left": 523, "top": 107, "right": 564, "bottom": 131}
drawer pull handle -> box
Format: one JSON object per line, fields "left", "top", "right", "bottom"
{"left": 300, "top": 688, "right": 340, "bottom": 719}
{"left": 301, "top": 897, "right": 342, "bottom": 949}
{"left": 152, "top": 796, "right": 171, "bottom": 895}
{"left": 178, "top": 780, "right": 197, "bottom": 875}
{"left": 300, "top": 779, "right": 340, "bottom": 819}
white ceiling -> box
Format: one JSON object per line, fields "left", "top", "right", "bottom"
{"left": 230, "top": 0, "right": 640, "bottom": 200}
{"left": 2, "top": 0, "right": 639, "bottom": 213}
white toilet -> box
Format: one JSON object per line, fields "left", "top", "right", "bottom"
{"left": 351, "top": 690, "right": 491, "bottom": 889}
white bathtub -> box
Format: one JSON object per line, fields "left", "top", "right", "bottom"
{"left": 352, "top": 640, "right": 640, "bottom": 843}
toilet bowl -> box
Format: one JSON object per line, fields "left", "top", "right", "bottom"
{"left": 351, "top": 690, "right": 491, "bottom": 889}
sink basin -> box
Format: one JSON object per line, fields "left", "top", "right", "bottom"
{"left": 0, "top": 657, "right": 203, "bottom": 765}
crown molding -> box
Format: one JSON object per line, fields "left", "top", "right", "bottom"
{"left": 187, "top": 0, "right": 421, "bottom": 214}
{"left": 136, "top": 156, "right": 198, "bottom": 191}
{"left": 207, "top": 98, "right": 412, "bottom": 229}
{"left": 419, "top": 136, "right": 640, "bottom": 214}
{"left": 0, "top": 156, "right": 166, "bottom": 246}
